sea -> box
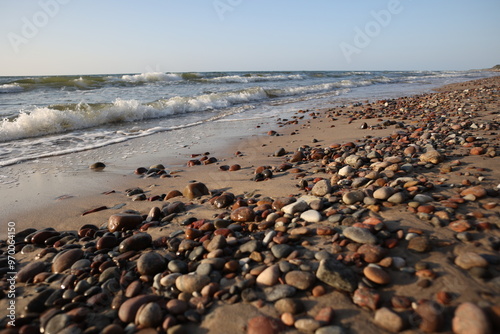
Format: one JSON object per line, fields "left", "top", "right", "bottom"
{"left": 0, "top": 70, "right": 496, "bottom": 168}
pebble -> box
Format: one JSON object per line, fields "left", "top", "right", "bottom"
{"left": 316, "top": 259, "right": 358, "bottom": 292}
{"left": 52, "top": 249, "right": 84, "bottom": 273}
{"left": 264, "top": 284, "right": 296, "bottom": 302}
{"left": 357, "top": 244, "right": 387, "bottom": 263}
{"left": 353, "top": 287, "right": 380, "bottom": 311}
{"left": 460, "top": 186, "right": 487, "bottom": 198}
{"left": 415, "top": 301, "right": 444, "bottom": 332}
{"left": 230, "top": 207, "right": 256, "bottom": 222}
{"left": 108, "top": 213, "right": 143, "bottom": 232}
{"left": 373, "top": 187, "right": 395, "bottom": 200}
{"left": 136, "top": 302, "right": 162, "bottom": 328}
{"left": 271, "top": 244, "right": 294, "bottom": 259}
{"left": 118, "top": 294, "right": 160, "bottom": 323}
{"left": 256, "top": 264, "right": 280, "bottom": 286}
{"left": 275, "top": 298, "right": 304, "bottom": 314}
{"left": 343, "top": 226, "right": 377, "bottom": 244}
{"left": 419, "top": 150, "right": 444, "bottom": 164}
{"left": 247, "top": 316, "right": 283, "bottom": 334}
{"left": 407, "top": 235, "right": 431, "bottom": 253}
{"left": 182, "top": 182, "right": 209, "bottom": 199}
{"left": 315, "top": 326, "right": 346, "bottom": 334}
{"left": 137, "top": 252, "right": 167, "bottom": 276}
{"left": 454, "top": 252, "right": 488, "bottom": 270}
{"left": 300, "top": 209, "right": 322, "bottom": 223}
{"left": 175, "top": 274, "right": 210, "bottom": 293}
{"left": 363, "top": 265, "right": 391, "bottom": 285}
{"left": 342, "top": 190, "right": 365, "bottom": 205}
{"left": 295, "top": 318, "right": 321, "bottom": 332}
{"left": 284, "top": 270, "right": 316, "bottom": 290}
{"left": 452, "top": 302, "right": 491, "bottom": 334}
{"left": 374, "top": 307, "right": 405, "bottom": 332}
{"left": 311, "top": 179, "right": 331, "bottom": 197}
{"left": 17, "top": 261, "right": 47, "bottom": 283}
{"left": 282, "top": 200, "right": 309, "bottom": 215}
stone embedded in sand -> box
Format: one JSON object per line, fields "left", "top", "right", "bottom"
{"left": 452, "top": 302, "right": 491, "bottom": 334}
{"left": 374, "top": 307, "right": 405, "bottom": 332}
{"left": 108, "top": 213, "right": 143, "bottom": 232}
{"left": 183, "top": 182, "right": 210, "bottom": 199}
{"left": 90, "top": 162, "right": 106, "bottom": 170}
{"left": 175, "top": 274, "right": 210, "bottom": 293}
{"left": 165, "top": 190, "right": 183, "bottom": 200}
{"left": 387, "top": 192, "right": 406, "bottom": 204}
{"left": 311, "top": 179, "right": 331, "bottom": 197}
{"left": 316, "top": 259, "right": 358, "bottom": 293}
{"left": 419, "top": 149, "right": 443, "bottom": 164}
{"left": 294, "top": 318, "right": 321, "bottom": 332}
{"left": 274, "top": 147, "right": 287, "bottom": 157}
{"left": 449, "top": 219, "right": 472, "bottom": 232}
{"left": 455, "top": 252, "right": 488, "bottom": 270}
{"left": 343, "top": 226, "right": 377, "bottom": 244}
{"left": 460, "top": 186, "right": 487, "bottom": 199}
{"left": 52, "top": 249, "right": 84, "bottom": 273}
{"left": 231, "top": 207, "right": 255, "bottom": 222}
{"left": 137, "top": 252, "right": 167, "bottom": 276}
{"left": 247, "top": 315, "right": 284, "bottom": 334}
{"left": 264, "top": 284, "right": 296, "bottom": 302}
{"left": 364, "top": 265, "right": 391, "bottom": 285}
{"left": 17, "top": 261, "right": 47, "bottom": 283}
{"left": 342, "top": 190, "right": 365, "bottom": 205}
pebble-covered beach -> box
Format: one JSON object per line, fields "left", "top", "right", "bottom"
{"left": 1, "top": 76, "right": 499, "bottom": 333}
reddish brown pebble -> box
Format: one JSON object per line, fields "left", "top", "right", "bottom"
{"left": 364, "top": 265, "right": 391, "bottom": 284}
{"left": 229, "top": 164, "right": 241, "bottom": 171}
{"left": 470, "top": 147, "right": 485, "bottom": 155}
{"left": 312, "top": 285, "right": 326, "bottom": 297}
{"left": 247, "top": 316, "right": 283, "bottom": 334}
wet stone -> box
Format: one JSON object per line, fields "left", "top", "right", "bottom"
{"left": 118, "top": 232, "right": 152, "bottom": 253}
{"left": 52, "top": 249, "right": 84, "bottom": 274}
{"left": 17, "top": 261, "right": 47, "bottom": 283}
{"left": 108, "top": 214, "right": 143, "bottom": 232}
{"left": 230, "top": 207, "right": 255, "bottom": 223}
{"left": 183, "top": 182, "right": 210, "bottom": 199}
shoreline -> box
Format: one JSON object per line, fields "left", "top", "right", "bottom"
{"left": 1, "top": 76, "right": 499, "bottom": 333}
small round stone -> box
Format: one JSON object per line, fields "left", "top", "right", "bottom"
{"left": 363, "top": 265, "right": 391, "bottom": 285}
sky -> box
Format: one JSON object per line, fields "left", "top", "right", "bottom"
{"left": 0, "top": 0, "right": 499, "bottom": 76}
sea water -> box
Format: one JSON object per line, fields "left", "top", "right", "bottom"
{"left": 0, "top": 70, "right": 496, "bottom": 168}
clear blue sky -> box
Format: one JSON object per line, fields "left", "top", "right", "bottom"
{"left": 1, "top": 0, "right": 499, "bottom": 76}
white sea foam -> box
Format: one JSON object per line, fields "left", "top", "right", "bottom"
{"left": 121, "top": 72, "right": 182, "bottom": 83}
{"left": 206, "top": 74, "right": 304, "bottom": 83}
{"left": 0, "top": 83, "right": 24, "bottom": 93}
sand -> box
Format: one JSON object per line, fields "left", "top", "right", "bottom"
{"left": 1, "top": 76, "right": 499, "bottom": 333}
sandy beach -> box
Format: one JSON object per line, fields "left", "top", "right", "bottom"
{"left": 1, "top": 76, "right": 500, "bottom": 333}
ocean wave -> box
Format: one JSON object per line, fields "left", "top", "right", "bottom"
{"left": 0, "top": 83, "right": 24, "bottom": 93}
{"left": 205, "top": 74, "right": 304, "bottom": 83}
{"left": 121, "top": 72, "right": 183, "bottom": 83}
